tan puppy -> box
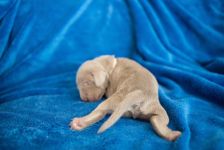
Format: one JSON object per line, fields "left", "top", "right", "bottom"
{"left": 70, "top": 55, "right": 181, "bottom": 141}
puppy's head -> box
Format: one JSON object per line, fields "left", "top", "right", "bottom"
{"left": 76, "top": 61, "right": 108, "bottom": 102}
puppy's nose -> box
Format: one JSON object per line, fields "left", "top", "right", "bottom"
{"left": 87, "top": 96, "right": 97, "bottom": 102}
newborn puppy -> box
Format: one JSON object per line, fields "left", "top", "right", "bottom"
{"left": 70, "top": 55, "right": 181, "bottom": 141}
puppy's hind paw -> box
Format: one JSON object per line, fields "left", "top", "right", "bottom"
{"left": 166, "top": 130, "right": 181, "bottom": 141}
{"left": 70, "top": 118, "right": 87, "bottom": 131}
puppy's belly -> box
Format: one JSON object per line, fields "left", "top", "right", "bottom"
{"left": 122, "top": 111, "right": 152, "bottom": 120}
{"left": 123, "top": 107, "right": 152, "bottom": 120}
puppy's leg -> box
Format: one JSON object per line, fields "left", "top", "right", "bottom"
{"left": 70, "top": 94, "right": 121, "bottom": 131}
{"left": 70, "top": 100, "right": 109, "bottom": 131}
{"left": 98, "top": 90, "right": 143, "bottom": 133}
{"left": 150, "top": 106, "right": 181, "bottom": 141}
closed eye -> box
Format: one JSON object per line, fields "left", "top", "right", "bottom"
{"left": 82, "top": 80, "right": 94, "bottom": 86}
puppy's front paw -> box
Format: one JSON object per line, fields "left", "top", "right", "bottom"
{"left": 70, "top": 118, "right": 87, "bottom": 131}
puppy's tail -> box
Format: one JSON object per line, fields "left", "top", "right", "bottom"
{"left": 97, "top": 103, "right": 126, "bottom": 134}
{"left": 97, "top": 90, "right": 141, "bottom": 134}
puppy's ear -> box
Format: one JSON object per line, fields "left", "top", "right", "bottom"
{"left": 92, "top": 71, "right": 108, "bottom": 87}
{"left": 94, "top": 55, "right": 117, "bottom": 73}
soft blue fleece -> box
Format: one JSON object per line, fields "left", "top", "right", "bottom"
{"left": 0, "top": 0, "right": 224, "bottom": 149}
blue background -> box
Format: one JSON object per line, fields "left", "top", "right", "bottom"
{"left": 0, "top": 0, "right": 224, "bottom": 149}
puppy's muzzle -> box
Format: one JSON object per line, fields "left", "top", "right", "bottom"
{"left": 80, "top": 93, "right": 103, "bottom": 102}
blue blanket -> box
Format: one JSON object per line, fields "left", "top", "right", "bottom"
{"left": 0, "top": 0, "right": 224, "bottom": 149}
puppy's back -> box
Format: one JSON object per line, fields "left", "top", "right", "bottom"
{"left": 108, "top": 58, "right": 158, "bottom": 95}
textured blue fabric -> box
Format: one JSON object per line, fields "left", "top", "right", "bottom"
{"left": 0, "top": 0, "right": 224, "bottom": 149}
